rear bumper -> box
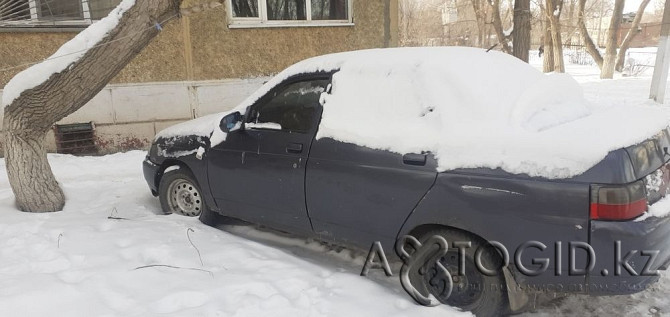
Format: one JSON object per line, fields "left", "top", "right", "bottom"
{"left": 143, "top": 156, "right": 160, "bottom": 196}
{"left": 587, "top": 215, "right": 670, "bottom": 295}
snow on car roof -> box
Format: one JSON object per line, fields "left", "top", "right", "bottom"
{"left": 157, "top": 47, "right": 670, "bottom": 179}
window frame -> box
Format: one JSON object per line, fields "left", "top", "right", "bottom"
{"left": 1, "top": 0, "right": 95, "bottom": 28}
{"left": 227, "top": 0, "right": 354, "bottom": 29}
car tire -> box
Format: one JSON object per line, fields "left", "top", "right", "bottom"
{"left": 411, "top": 228, "right": 509, "bottom": 317}
{"left": 159, "top": 167, "right": 206, "bottom": 217}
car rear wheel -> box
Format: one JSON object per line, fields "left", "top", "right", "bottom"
{"left": 159, "top": 168, "right": 204, "bottom": 217}
{"left": 412, "top": 228, "right": 509, "bottom": 317}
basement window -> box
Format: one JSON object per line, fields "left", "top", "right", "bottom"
{"left": 0, "top": 0, "right": 121, "bottom": 28}
{"left": 228, "top": 0, "right": 353, "bottom": 28}
{"left": 54, "top": 122, "right": 98, "bottom": 155}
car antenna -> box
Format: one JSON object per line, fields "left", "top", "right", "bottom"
{"left": 486, "top": 43, "right": 498, "bottom": 53}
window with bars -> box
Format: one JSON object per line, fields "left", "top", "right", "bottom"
{"left": 0, "top": 0, "right": 121, "bottom": 27}
{"left": 229, "top": 0, "right": 352, "bottom": 27}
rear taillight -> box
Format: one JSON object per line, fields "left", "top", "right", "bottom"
{"left": 590, "top": 181, "right": 647, "bottom": 221}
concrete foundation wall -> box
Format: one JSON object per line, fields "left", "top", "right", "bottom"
{"left": 0, "top": 78, "right": 267, "bottom": 154}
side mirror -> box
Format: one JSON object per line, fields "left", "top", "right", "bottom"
{"left": 219, "top": 111, "right": 243, "bottom": 133}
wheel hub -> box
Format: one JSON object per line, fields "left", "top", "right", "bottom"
{"left": 424, "top": 252, "right": 484, "bottom": 308}
{"left": 168, "top": 179, "right": 202, "bottom": 217}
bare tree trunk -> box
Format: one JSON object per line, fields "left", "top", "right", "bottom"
{"left": 3, "top": 0, "right": 183, "bottom": 212}
{"left": 471, "top": 0, "right": 488, "bottom": 47}
{"left": 546, "top": 0, "right": 565, "bottom": 72}
{"left": 513, "top": 0, "right": 531, "bottom": 61}
{"left": 563, "top": 0, "right": 576, "bottom": 45}
{"left": 543, "top": 13, "right": 555, "bottom": 72}
{"left": 577, "top": 0, "right": 603, "bottom": 69}
{"left": 489, "top": 0, "right": 512, "bottom": 53}
{"left": 601, "top": 0, "right": 624, "bottom": 79}
{"left": 616, "top": 0, "right": 651, "bottom": 71}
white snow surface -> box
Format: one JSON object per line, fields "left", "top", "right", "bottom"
{"left": 156, "top": 47, "right": 670, "bottom": 179}
{"left": 1, "top": 0, "right": 135, "bottom": 107}
{"left": 0, "top": 151, "right": 468, "bottom": 317}
{"left": 638, "top": 195, "right": 670, "bottom": 221}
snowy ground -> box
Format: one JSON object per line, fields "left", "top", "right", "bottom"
{"left": 0, "top": 152, "right": 471, "bottom": 317}
{"left": 0, "top": 59, "right": 669, "bottom": 316}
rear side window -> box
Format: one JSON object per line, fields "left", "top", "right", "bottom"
{"left": 248, "top": 79, "right": 329, "bottom": 133}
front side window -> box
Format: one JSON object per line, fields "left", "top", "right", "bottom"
{"left": 247, "top": 79, "right": 329, "bottom": 134}
{"left": 0, "top": 0, "right": 121, "bottom": 27}
{"left": 229, "top": 0, "right": 351, "bottom": 27}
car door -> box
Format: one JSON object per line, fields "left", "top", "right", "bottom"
{"left": 306, "top": 138, "right": 439, "bottom": 249}
{"left": 207, "top": 76, "right": 331, "bottom": 235}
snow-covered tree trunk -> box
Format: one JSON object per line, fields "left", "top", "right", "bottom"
{"left": 616, "top": 0, "right": 651, "bottom": 72}
{"left": 3, "top": 0, "right": 182, "bottom": 212}
{"left": 601, "top": 0, "right": 624, "bottom": 79}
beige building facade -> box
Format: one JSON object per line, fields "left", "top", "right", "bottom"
{"left": 0, "top": 0, "right": 399, "bottom": 153}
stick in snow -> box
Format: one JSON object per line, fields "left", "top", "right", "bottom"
{"left": 133, "top": 264, "right": 213, "bottom": 276}
{"left": 187, "top": 228, "right": 204, "bottom": 266}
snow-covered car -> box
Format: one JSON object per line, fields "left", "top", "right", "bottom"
{"left": 143, "top": 47, "right": 670, "bottom": 316}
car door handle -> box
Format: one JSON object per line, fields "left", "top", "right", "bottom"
{"left": 286, "top": 143, "right": 304, "bottom": 154}
{"left": 403, "top": 153, "right": 427, "bottom": 166}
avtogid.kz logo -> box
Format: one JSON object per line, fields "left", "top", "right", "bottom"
{"left": 361, "top": 235, "right": 453, "bottom": 306}
{"left": 360, "top": 235, "right": 661, "bottom": 307}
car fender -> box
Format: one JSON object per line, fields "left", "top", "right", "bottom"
{"left": 397, "top": 172, "right": 591, "bottom": 289}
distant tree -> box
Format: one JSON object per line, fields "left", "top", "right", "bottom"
{"left": 543, "top": 14, "right": 556, "bottom": 72}
{"left": 577, "top": 0, "right": 648, "bottom": 76}
{"left": 601, "top": 0, "right": 625, "bottom": 78}
{"left": 577, "top": 0, "right": 604, "bottom": 68}
{"left": 471, "top": 0, "right": 490, "bottom": 47}
{"left": 512, "top": 0, "right": 531, "bottom": 61}
{"left": 544, "top": 0, "right": 565, "bottom": 72}
{"left": 561, "top": 0, "right": 579, "bottom": 45}
{"left": 616, "top": 0, "right": 652, "bottom": 71}
{"left": 399, "top": 0, "right": 443, "bottom": 46}
{"left": 489, "top": 0, "right": 513, "bottom": 53}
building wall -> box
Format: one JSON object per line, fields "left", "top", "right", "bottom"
{"left": 0, "top": 1, "right": 394, "bottom": 86}
{"left": 0, "top": 1, "right": 398, "bottom": 154}
{"left": 618, "top": 22, "right": 662, "bottom": 49}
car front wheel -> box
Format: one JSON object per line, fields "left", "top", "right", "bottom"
{"left": 159, "top": 168, "right": 204, "bottom": 217}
